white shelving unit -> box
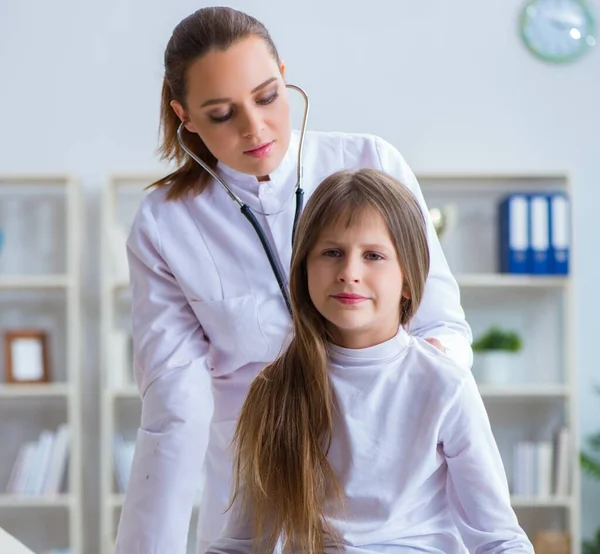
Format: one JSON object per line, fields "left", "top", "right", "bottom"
{"left": 99, "top": 171, "right": 579, "bottom": 552}
{"left": 100, "top": 174, "right": 201, "bottom": 554}
{"left": 0, "top": 174, "right": 82, "bottom": 554}
{"left": 419, "top": 173, "right": 579, "bottom": 552}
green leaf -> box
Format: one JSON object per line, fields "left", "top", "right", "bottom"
{"left": 589, "top": 433, "right": 600, "bottom": 452}
{"left": 583, "top": 527, "right": 600, "bottom": 553}
{"left": 581, "top": 451, "right": 600, "bottom": 482}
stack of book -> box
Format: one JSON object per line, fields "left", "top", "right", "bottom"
{"left": 5, "top": 424, "right": 70, "bottom": 496}
{"left": 512, "top": 427, "right": 571, "bottom": 497}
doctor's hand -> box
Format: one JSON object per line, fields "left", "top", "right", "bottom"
{"left": 424, "top": 337, "right": 447, "bottom": 353}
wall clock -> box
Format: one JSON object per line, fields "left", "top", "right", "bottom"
{"left": 520, "top": 0, "right": 596, "bottom": 63}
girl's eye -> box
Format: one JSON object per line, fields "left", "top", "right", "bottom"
{"left": 257, "top": 91, "right": 279, "bottom": 105}
{"left": 365, "top": 252, "right": 384, "bottom": 261}
{"left": 209, "top": 111, "right": 233, "bottom": 123}
{"left": 323, "top": 249, "right": 342, "bottom": 257}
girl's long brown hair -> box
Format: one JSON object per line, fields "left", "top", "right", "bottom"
{"left": 230, "top": 169, "right": 431, "bottom": 553}
{"left": 151, "top": 7, "right": 281, "bottom": 200}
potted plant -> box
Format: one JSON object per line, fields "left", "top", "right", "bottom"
{"left": 472, "top": 325, "right": 523, "bottom": 385}
{"left": 581, "top": 389, "right": 600, "bottom": 554}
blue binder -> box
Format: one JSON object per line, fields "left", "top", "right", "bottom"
{"left": 529, "top": 194, "right": 550, "bottom": 274}
{"left": 499, "top": 194, "right": 529, "bottom": 274}
{"left": 549, "top": 193, "right": 570, "bottom": 275}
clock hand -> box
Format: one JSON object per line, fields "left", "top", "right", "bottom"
{"left": 548, "top": 18, "right": 571, "bottom": 30}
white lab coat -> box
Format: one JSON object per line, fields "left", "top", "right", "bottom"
{"left": 207, "top": 330, "right": 533, "bottom": 553}
{"left": 115, "top": 130, "right": 473, "bottom": 554}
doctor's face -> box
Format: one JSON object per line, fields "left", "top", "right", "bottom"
{"left": 171, "top": 36, "right": 291, "bottom": 179}
{"left": 306, "top": 208, "right": 407, "bottom": 350}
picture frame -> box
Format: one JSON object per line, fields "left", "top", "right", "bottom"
{"left": 4, "top": 330, "right": 50, "bottom": 384}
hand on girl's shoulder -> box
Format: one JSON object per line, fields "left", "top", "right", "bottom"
{"left": 410, "top": 335, "right": 474, "bottom": 386}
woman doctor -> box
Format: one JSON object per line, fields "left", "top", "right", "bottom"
{"left": 115, "top": 6, "right": 473, "bottom": 554}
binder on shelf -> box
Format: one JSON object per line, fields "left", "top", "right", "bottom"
{"left": 499, "top": 194, "right": 529, "bottom": 274}
{"left": 529, "top": 194, "right": 550, "bottom": 274}
{"left": 554, "top": 426, "right": 571, "bottom": 496}
{"left": 549, "top": 193, "right": 570, "bottom": 275}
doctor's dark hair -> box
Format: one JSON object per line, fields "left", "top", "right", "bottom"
{"left": 151, "top": 7, "right": 281, "bottom": 199}
{"left": 230, "top": 169, "right": 431, "bottom": 554}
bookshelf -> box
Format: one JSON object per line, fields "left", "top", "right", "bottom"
{"left": 419, "top": 173, "right": 579, "bottom": 553}
{"left": 0, "top": 175, "right": 82, "bottom": 554}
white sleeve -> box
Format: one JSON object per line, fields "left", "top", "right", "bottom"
{"left": 440, "top": 375, "right": 534, "bottom": 553}
{"left": 375, "top": 137, "right": 473, "bottom": 369}
{"left": 204, "top": 492, "right": 257, "bottom": 554}
{"left": 115, "top": 201, "right": 214, "bottom": 554}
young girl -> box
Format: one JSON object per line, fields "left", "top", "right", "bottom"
{"left": 207, "top": 169, "right": 533, "bottom": 554}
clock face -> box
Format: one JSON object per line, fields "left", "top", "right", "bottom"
{"left": 520, "top": 0, "right": 597, "bottom": 63}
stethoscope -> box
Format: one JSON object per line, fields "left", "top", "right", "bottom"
{"left": 176, "top": 84, "right": 310, "bottom": 316}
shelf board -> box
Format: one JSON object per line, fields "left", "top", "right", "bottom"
{"left": 110, "top": 274, "right": 569, "bottom": 293}
{"left": 478, "top": 384, "right": 569, "bottom": 399}
{"left": 114, "top": 274, "right": 569, "bottom": 290}
{"left": 110, "top": 494, "right": 125, "bottom": 508}
{"left": 0, "top": 174, "right": 72, "bottom": 185}
{"left": 111, "top": 274, "right": 568, "bottom": 292}
{"left": 108, "top": 386, "right": 139, "bottom": 399}
{"left": 0, "top": 383, "right": 72, "bottom": 398}
{"left": 510, "top": 495, "right": 572, "bottom": 508}
{"left": 0, "top": 494, "right": 73, "bottom": 508}
{"left": 456, "top": 274, "right": 568, "bottom": 288}
{"left": 0, "top": 275, "right": 71, "bottom": 289}
{"left": 417, "top": 172, "right": 569, "bottom": 182}
{"left": 107, "top": 278, "right": 131, "bottom": 293}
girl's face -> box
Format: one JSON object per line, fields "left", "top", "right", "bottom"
{"left": 171, "top": 36, "right": 291, "bottom": 179}
{"left": 307, "top": 208, "right": 408, "bottom": 349}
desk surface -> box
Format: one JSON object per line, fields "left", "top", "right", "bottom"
{"left": 0, "top": 527, "right": 35, "bottom": 554}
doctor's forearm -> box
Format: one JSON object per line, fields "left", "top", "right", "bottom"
{"left": 116, "top": 362, "right": 214, "bottom": 554}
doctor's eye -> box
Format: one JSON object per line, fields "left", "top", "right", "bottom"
{"left": 257, "top": 91, "right": 279, "bottom": 106}
{"left": 209, "top": 111, "right": 234, "bottom": 123}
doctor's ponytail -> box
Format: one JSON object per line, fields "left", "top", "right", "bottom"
{"left": 232, "top": 169, "right": 430, "bottom": 554}
{"left": 149, "top": 7, "right": 281, "bottom": 200}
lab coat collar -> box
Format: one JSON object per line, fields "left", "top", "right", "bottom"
{"left": 328, "top": 327, "right": 411, "bottom": 367}
{"left": 216, "top": 131, "right": 298, "bottom": 192}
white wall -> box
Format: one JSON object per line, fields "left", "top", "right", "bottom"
{"left": 1, "top": 0, "right": 599, "bottom": 552}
